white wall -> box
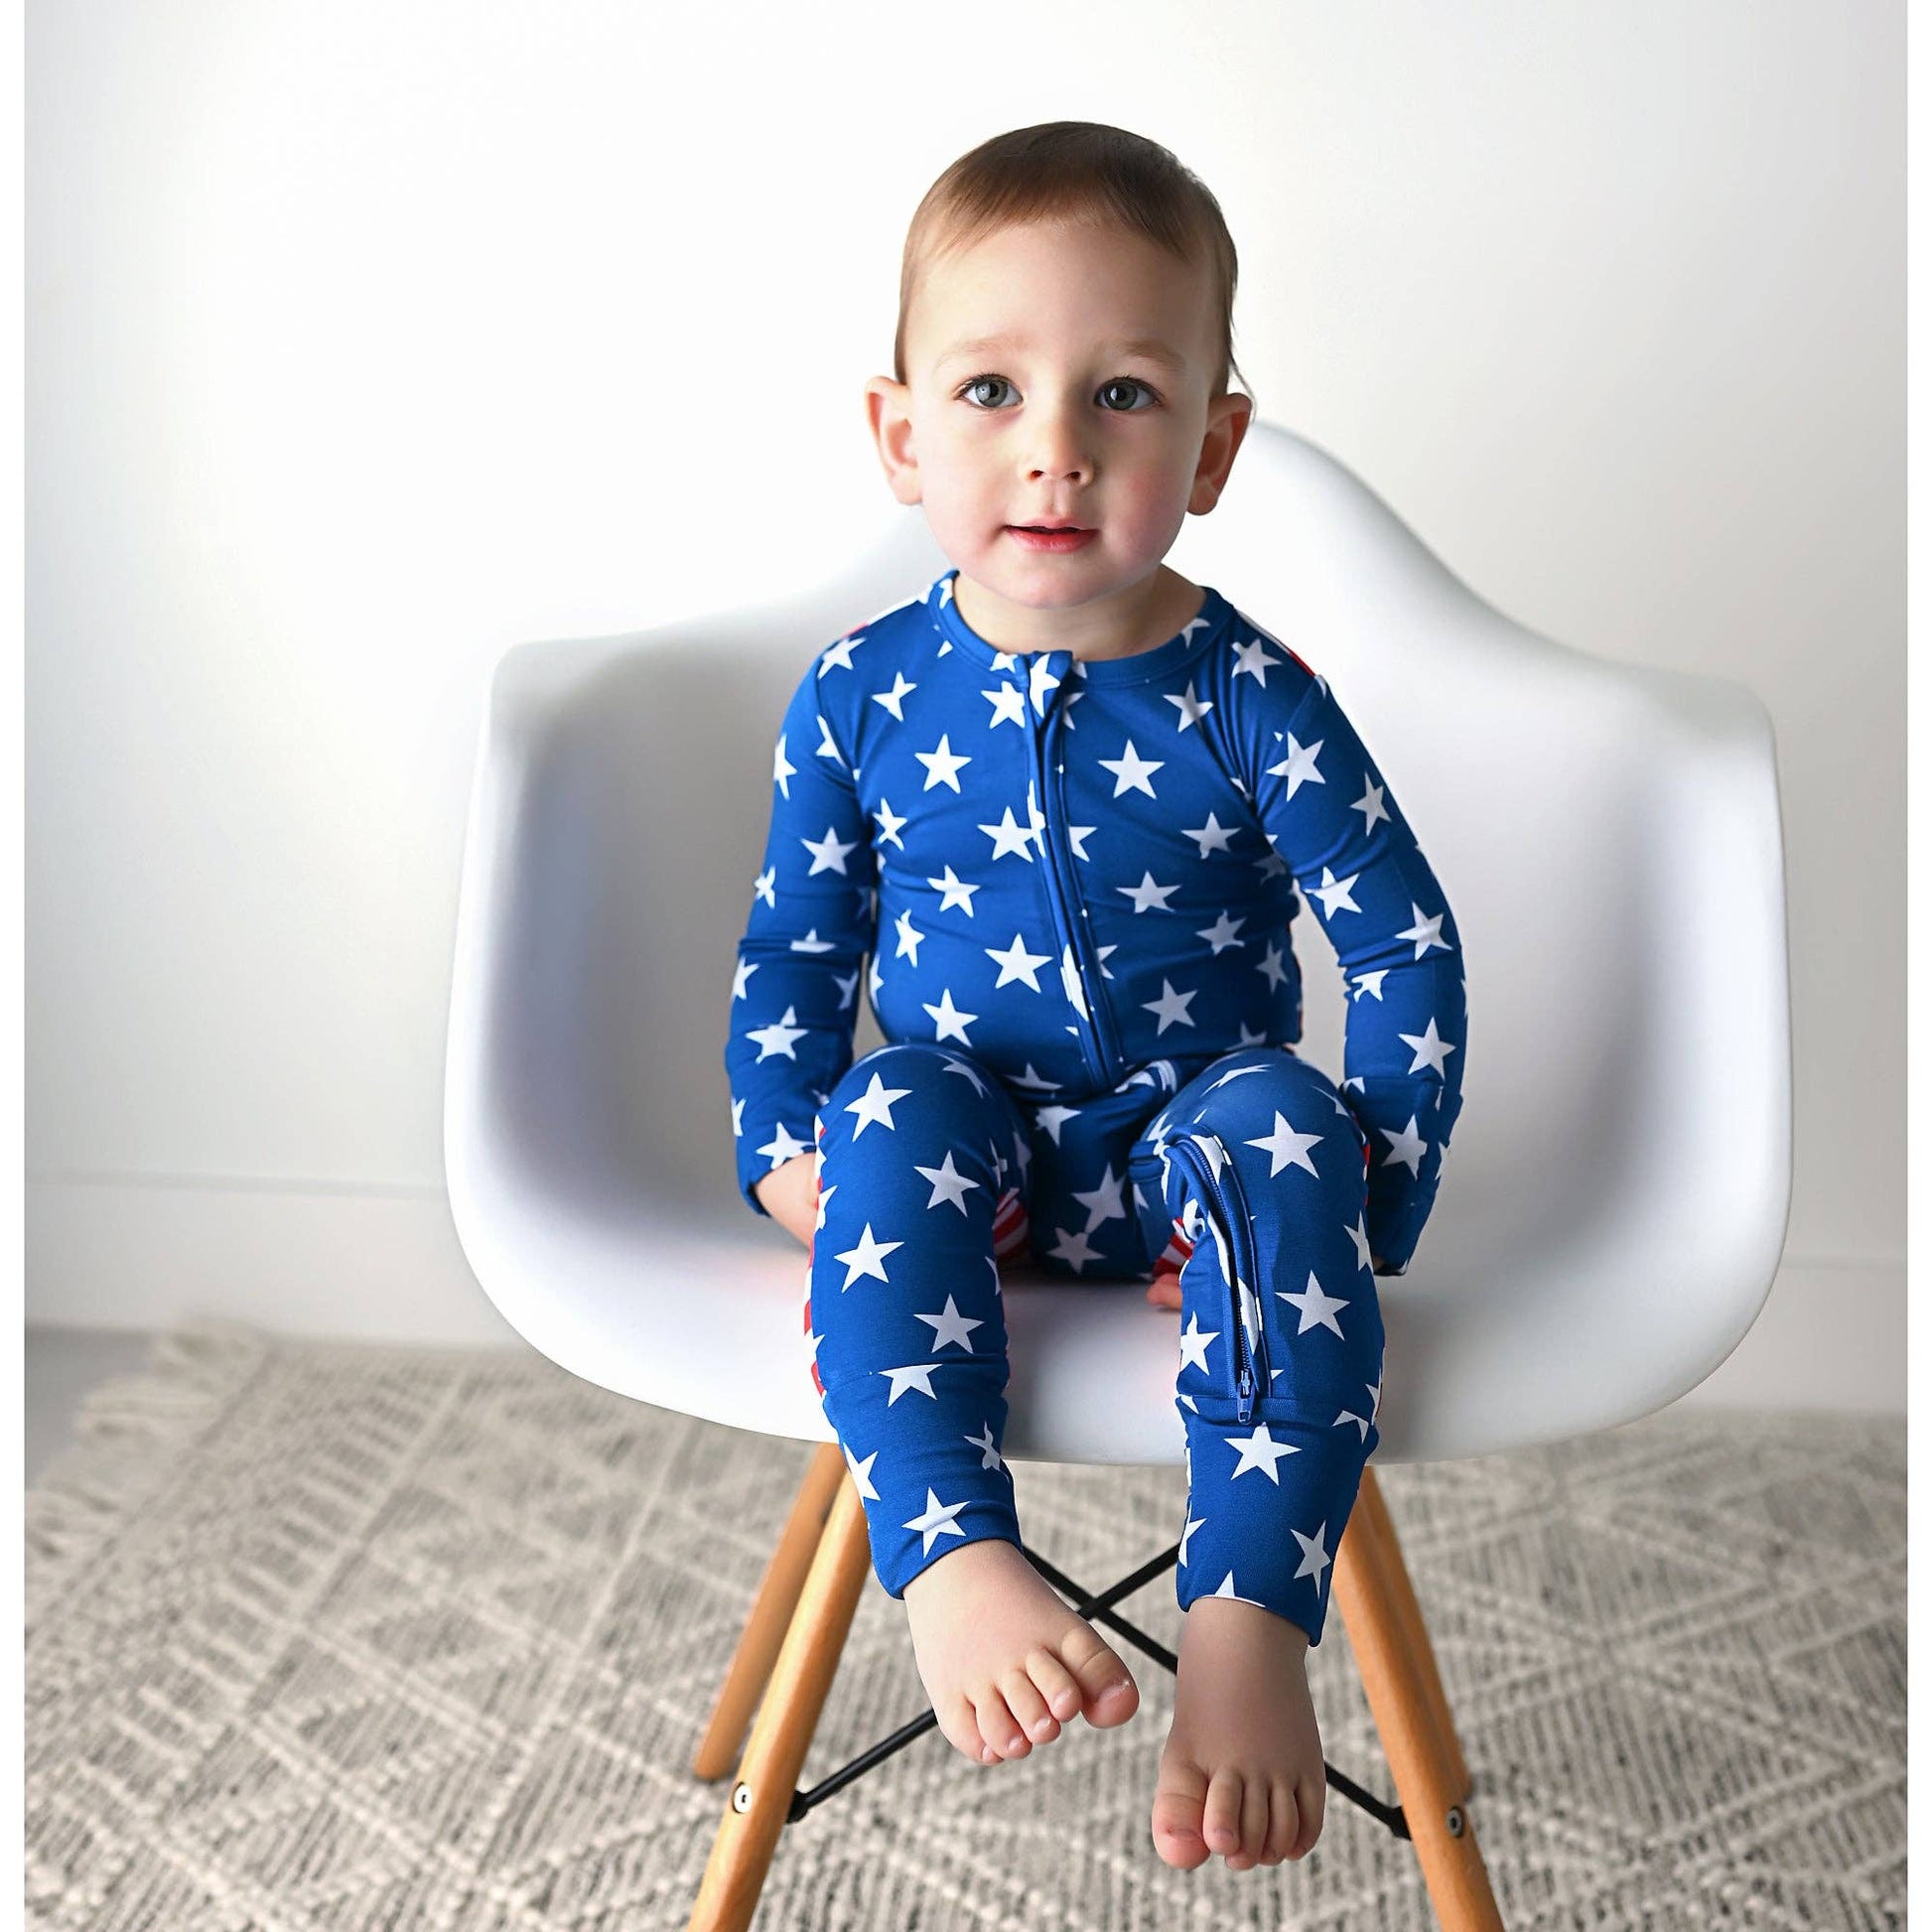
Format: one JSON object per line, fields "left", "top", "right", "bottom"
{"left": 26, "top": 0, "right": 1902, "bottom": 1410}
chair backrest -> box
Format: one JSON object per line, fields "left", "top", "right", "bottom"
{"left": 445, "top": 420, "right": 1792, "bottom": 1463}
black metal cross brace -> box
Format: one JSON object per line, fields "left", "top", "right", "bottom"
{"left": 784, "top": 1537, "right": 1419, "bottom": 1839}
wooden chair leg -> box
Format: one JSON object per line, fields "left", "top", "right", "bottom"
{"left": 692, "top": 1442, "right": 850, "bottom": 1782}
{"left": 687, "top": 1469, "right": 874, "bottom": 1932}
{"left": 1353, "top": 1465, "right": 1471, "bottom": 1804}
{"left": 1331, "top": 1465, "right": 1503, "bottom": 1931}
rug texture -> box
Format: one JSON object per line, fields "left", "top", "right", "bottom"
{"left": 25, "top": 1322, "right": 1903, "bottom": 1931}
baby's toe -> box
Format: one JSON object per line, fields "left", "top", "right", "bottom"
{"left": 1202, "top": 1768, "right": 1246, "bottom": 1858}
{"left": 1150, "top": 1757, "right": 1212, "bottom": 1869}
{"left": 1057, "top": 1622, "right": 1139, "bottom": 1728}
{"left": 936, "top": 1693, "right": 991, "bottom": 1767}
{"left": 970, "top": 1688, "right": 1030, "bottom": 1761}
{"left": 1291, "top": 1772, "right": 1325, "bottom": 1858}
{"left": 999, "top": 1666, "right": 1058, "bottom": 1744}
{"left": 1261, "top": 1777, "right": 1301, "bottom": 1864}
{"left": 1023, "top": 1644, "right": 1084, "bottom": 1725}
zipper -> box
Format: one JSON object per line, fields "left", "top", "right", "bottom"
{"left": 1031, "top": 688, "right": 1125, "bottom": 1089}
{"left": 1155, "top": 1133, "right": 1271, "bottom": 1423}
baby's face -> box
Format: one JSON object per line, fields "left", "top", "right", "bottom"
{"left": 870, "top": 219, "right": 1247, "bottom": 615}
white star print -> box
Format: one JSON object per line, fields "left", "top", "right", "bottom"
{"left": 985, "top": 932, "right": 1052, "bottom": 990}
{"left": 1118, "top": 871, "right": 1180, "bottom": 914}
{"left": 731, "top": 1096, "right": 745, "bottom": 1137}
{"left": 965, "top": 1421, "right": 1007, "bottom": 1474}
{"left": 1176, "top": 1312, "right": 1220, "bottom": 1376}
{"left": 912, "top": 1294, "right": 983, "bottom": 1350}
{"left": 818, "top": 631, "right": 863, "bottom": 674}
{"left": 788, "top": 929, "right": 835, "bottom": 954}
{"left": 1143, "top": 979, "right": 1198, "bottom": 1033}
{"left": 903, "top": 1485, "right": 967, "bottom": 1553}
{"left": 748, "top": 1006, "right": 807, "bottom": 1061}
{"left": 1230, "top": 634, "right": 1279, "bottom": 683}
{"left": 924, "top": 988, "right": 979, "bottom": 1043}
{"left": 753, "top": 867, "right": 776, "bottom": 908}
{"left": 732, "top": 960, "right": 757, "bottom": 1000}
{"left": 842, "top": 1443, "right": 879, "bottom": 1498}
{"left": 979, "top": 806, "right": 1037, "bottom": 862}
{"left": 1307, "top": 867, "right": 1362, "bottom": 917}
{"left": 834, "top": 1222, "right": 901, "bottom": 1289}
{"left": 913, "top": 1151, "right": 982, "bottom": 1213}
{"left": 1228, "top": 1425, "right": 1302, "bottom": 1482}
{"left": 982, "top": 683, "right": 1028, "bottom": 729}
{"left": 915, "top": 734, "right": 972, "bottom": 791}
{"left": 1048, "top": 1224, "right": 1102, "bottom": 1271}
{"left": 1266, "top": 731, "right": 1324, "bottom": 800}
{"left": 1059, "top": 945, "right": 1089, "bottom": 1019}
{"left": 1351, "top": 777, "right": 1391, "bottom": 832}
{"left": 1098, "top": 740, "right": 1165, "bottom": 798}
{"left": 1399, "top": 1017, "right": 1457, "bottom": 1076}
{"left": 873, "top": 798, "right": 908, "bottom": 849}
{"left": 871, "top": 672, "right": 916, "bottom": 720}
{"left": 1165, "top": 681, "right": 1214, "bottom": 732}
{"left": 1378, "top": 1115, "right": 1430, "bottom": 1175}
{"left": 1350, "top": 969, "right": 1390, "bottom": 1002}
{"left": 1396, "top": 902, "right": 1451, "bottom": 957}
{"left": 882, "top": 1365, "right": 940, "bottom": 1411}
{"left": 845, "top": 1072, "right": 911, "bottom": 1138}
{"left": 928, "top": 866, "right": 981, "bottom": 914}
{"left": 800, "top": 826, "right": 858, "bottom": 876}
{"left": 1256, "top": 942, "right": 1289, "bottom": 990}
{"left": 758, "top": 1121, "right": 808, "bottom": 1168}
{"left": 1180, "top": 811, "right": 1239, "bottom": 857}
{"left": 1196, "top": 911, "right": 1246, "bottom": 953}
{"left": 1292, "top": 1524, "right": 1333, "bottom": 1589}
{"left": 1029, "top": 655, "right": 1061, "bottom": 716}
{"left": 894, "top": 909, "right": 925, "bottom": 964}
{"left": 1065, "top": 824, "right": 1096, "bottom": 861}
{"left": 1245, "top": 1111, "right": 1323, "bottom": 1177}
{"left": 772, "top": 734, "right": 796, "bottom": 798}
{"left": 1072, "top": 1163, "right": 1128, "bottom": 1230}
{"left": 1177, "top": 1513, "right": 1207, "bottom": 1566}
{"left": 815, "top": 715, "right": 846, "bottom": 765}
{"left": 1280, "top": 1270, "right": 1351, "bottom": 1337}
{"left": 1034, "top": 1104, "right": 1080, "bottom": 1145}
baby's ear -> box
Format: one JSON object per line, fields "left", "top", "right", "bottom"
{"left": 863, "top": 376, "right": 923, "bottom": 506}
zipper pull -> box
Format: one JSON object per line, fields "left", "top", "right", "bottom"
{"left": 1237, "top": 1365, "right": 1255, "bottom": 1423}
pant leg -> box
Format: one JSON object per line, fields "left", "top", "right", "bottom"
{"left": 1127, "top": 1045, "right": 1384, "bottom": 1647}
{"left": 807, "top": 1040, "right": 1036, "bottom": 1599}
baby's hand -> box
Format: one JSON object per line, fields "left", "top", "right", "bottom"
{"left": 1145, "top": 1276, "right": 1182, "bottom": 1313}
{"left": 754, "top": 1152, "right": 819, "bottom": 1252}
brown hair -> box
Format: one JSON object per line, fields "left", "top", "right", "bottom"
{"left": 893, "top": 121, "right": 1256, "bottom": 407}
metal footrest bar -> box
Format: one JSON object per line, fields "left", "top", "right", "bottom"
{"left": 785, "top": 1536, "right": 1419, "bottom": 1839}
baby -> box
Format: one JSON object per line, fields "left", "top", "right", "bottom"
{"left": 725, "top": 121, "right": 1464, "bottom": 1874}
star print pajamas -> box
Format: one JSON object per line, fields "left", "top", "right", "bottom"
{"left": 725, "top": 568, "right": 1465, "bottom": 1647}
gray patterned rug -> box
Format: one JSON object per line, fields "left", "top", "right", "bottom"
{"left": 25, "top": 1323, "right": 1904, "bottom": 1930}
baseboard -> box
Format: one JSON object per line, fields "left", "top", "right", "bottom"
{"left": 1667, "top": 1253, "right": 1904, "bottom": 1415}
{"left": 25, "top": 1175, "right": 522, "bottom": 1346}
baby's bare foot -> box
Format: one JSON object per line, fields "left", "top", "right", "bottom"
{"left": 1151, "top": 1596, "right": 1325, "bottom": 1870}
{"left": 903, "top": 1537, "right": 1141, "bottom": 1766}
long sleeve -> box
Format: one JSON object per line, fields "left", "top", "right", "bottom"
{"left": 1245, "top": 664, "right": 1465, "bottom": 1275}
{"left": 725, "top": 654, "right": 879, "bottom": 1214}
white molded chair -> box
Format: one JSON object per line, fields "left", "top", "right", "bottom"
{"left": 443, "top": 420, "right": 1791, "bottom": 1930}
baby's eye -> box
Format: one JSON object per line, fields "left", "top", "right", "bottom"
{"left": 959, "top": 374, "right": 1017, "bottom": 410}
{"left": 1097, "top": 377, "right": 1159, "bottom": 412}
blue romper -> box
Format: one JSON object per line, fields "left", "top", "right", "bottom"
{"left": 725, "top": 568, "right": 1465, "bottom": 1647}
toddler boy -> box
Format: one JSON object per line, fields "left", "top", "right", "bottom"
{"left": 725, "top": 121, "right": 1464, "bottom": 1874}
